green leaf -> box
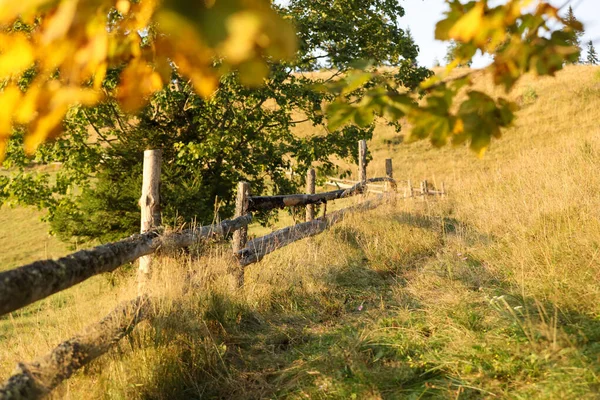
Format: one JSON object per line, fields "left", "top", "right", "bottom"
{"left": 354, "top": 107, "right": 374, "bottom": 127}
{"left": 327, "top": 101, "right": 356, "bottom": 131}
{"left": 342, "top": 72, "right": 373, "bottom": 95}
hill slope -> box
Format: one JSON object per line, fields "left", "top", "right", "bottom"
{"left": 1, "top": 66, "right": 600, "bottom": 399}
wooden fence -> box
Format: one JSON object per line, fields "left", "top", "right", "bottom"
{"left": 0, "top": 140, "right": 446, "bottom": 399}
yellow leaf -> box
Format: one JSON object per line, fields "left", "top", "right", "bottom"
{"left": 0, "top": 85, "right": 21, "bottom": 135}
{"left": 116, "top": 0, "right": 131, "bottom": 15}
{"left": 475, "top": 146, "right": 487, "bottom": 159}
{"left": 0, "top": 35, "right": 34, "bottom": 77}
{"left": 0, "top": 0, "right": 47, "bottom": 24}
{"left": 186, "top": 67, "right": 218, "bottom": 98}
{"left": 238, "top": 59, "right": 269, "bottom": 87}
{"left": 42, "top": 0, "right": 78, "bottom": 43}
{"left": 52, "top": 87, "right": 99, "bottom": 108}
{"left": 93, "top": 62, "right": 107, "bottom": 90}
{"left": 449, "top": 3, "right": 484, "bottom": 43}
{"left": 25, "top": 106, "right": 67, "bottom": 154}
{"left": 222, "top": 11, "right": 263, "bottom": 64}
{"left": 453, "top": 118, "right": 464, "bottom": 135}
{"left": 0, "top": 138, "right": 7, "bottom": 163}
{"left": 130, "top": 0, "right": 157, "bottom": 30}
{"left": 117, "top": 61, "right": 163, "bottom": 112}
{"left": 15, "top": 84, "right": 40, "bottom": 124}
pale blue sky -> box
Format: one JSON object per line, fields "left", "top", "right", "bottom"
{"left": 399, "top": 0, "right": 600, "bottom": 68}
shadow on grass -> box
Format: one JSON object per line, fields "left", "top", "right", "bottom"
{"left": 103, "top": 210, "right": 600, "bottom": 399}
{"left": 134, "top": 254, "right": 487, "bottom": 399}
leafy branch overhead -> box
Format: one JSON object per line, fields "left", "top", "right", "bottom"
{"left": 0, "top": 0, "right": 296, "bottom": 157}
{"left": 325, "top": 0, "right": 583, "bottom": 155}
{"left": 0, "top": 0, "right": 587, "bottom": 160}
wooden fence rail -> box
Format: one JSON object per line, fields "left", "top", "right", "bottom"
{"left": 247, "top": 177, "right": 395, "bottom": 212}
{"left": 0, "top": 296, "right": 151, "bottom": 399}
{"left": 238, "top": 195, "right": 385, "bottom": 267}
{"left": 0, "top": 215, "right": 252, "bottom": 317}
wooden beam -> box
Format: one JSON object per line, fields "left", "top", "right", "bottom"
{"left": 248, "top": 188, "right": 351, "bottom": 211}
{"left": 0, "top": 215, "right": 252, "bottom": 317}
{"left": 327, "top": 177, "right": 359, "bottom": 184}
{"left": 139, "top": 149, "right": 162, "bottom": 290}
{"left": 385, "top": 158, "right": 393, "bottom": 193}
{"left": 237, "top": 196, "right": 383, "bottom": 267}
{"left": 306, "top": 169, "right": 316, "bottom": 221}
{"left": 232, "top": 182, "right": 250, "bottom": 287}
{"left": 0, "top": 297, "right": 151, "bottom": 399}
{"left": 358, "top": 140, "right": 367, "bottom": 183}
{"left": 248, "top": 177, "right": 396, "bottom": 212}
{"left": 325, "top": 181, "right": 353, "bottom": 189}
{"left": 385, "top": 159, "right": 393, "bottom": 180}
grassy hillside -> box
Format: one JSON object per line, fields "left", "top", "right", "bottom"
{"left": 1, "top": 65, "right": 600, "bottom": 398}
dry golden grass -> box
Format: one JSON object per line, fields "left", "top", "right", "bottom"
{"left": 1, "top": 65, "right": 600, "bottom": 398}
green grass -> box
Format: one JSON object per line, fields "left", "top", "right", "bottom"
{"left": 0, "top": 205, "right": 69, "bottom": 271}
{"left": 2, "top": 65, "right": 600, "bottom": 398}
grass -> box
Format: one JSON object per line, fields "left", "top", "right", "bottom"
{"left": 2, "top": 65, "right": 600, "bottom": 398}
{"left": 0, "top": 205, "right": 69, "bottom": 271}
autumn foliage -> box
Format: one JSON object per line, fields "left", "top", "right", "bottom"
{"left": 0, "top": 0, "right": 296, "bottom": 157}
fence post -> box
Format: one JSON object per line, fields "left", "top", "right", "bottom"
{"left": 441, "top": 182, "right": 446, "bottom": 198}
{"left": 358, "top": 140, "right": 367, "bottom": 184}
{"left": 385, "top": 158, "right": 393, "bottom": 192}
{"left": 138, "top": 149, "right": 162, "bottom": 291}
{"left": 408, "top": 179, "right": 413, "bottom": 198}
{"left": 232, "top": 181, "right": 250, "bottom": 287}
{"left": 306, "top": 168, "right": 316, "bottom": 221}
{"left": 421, "top": 180, "right": 428, "bottom": 201}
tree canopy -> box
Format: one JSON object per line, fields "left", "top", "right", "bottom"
{"left": 563, "top": 5, "right": 584, "bottom": 64}
{"left": 587, "top": 41, "right": 598, "bottom": 65}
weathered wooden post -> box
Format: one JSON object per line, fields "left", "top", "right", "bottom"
{"left": 139, "top": 149, "right": 162, "bottom": 291}
{"left": 408, "top": 179, "right": 413, "bottom": 198}
{"left": 385, "top": 158, "right": 393, "bottom": 192}
{"left": 441, "top": 182, "right": 447, "bottom": 198}
{"left": 358, "top": 140, "right": 367, "bottom": 184}
{"left": 421, "top": 180, "right": 428, "bottom": 201}
{"left": 232, "top": 181, "right": 250, "bottom": 287}
{"left": 306, "top": 168, "right": 316, "bottom": 221}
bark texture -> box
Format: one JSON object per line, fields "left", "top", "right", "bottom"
{"left": 0, "top": 215, "right": 252, "bottom": 317}
{"left": 305, "top": 169, "right": 316, "bottom": 221}
{"left": 0, "top": 297, "right": 151, "bottom": 400}
{"left": 139, "top": 149, "right": 162, "bottom": 279}
{"left": 358, "top": 140, "right": 367, "bottom": 183}
{"left": 238, "top": 196, "right": 384, "bottom": 266}
{"left": 248, "top": 178, "right": 396, "bottom": 212}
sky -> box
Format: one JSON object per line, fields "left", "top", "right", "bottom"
{"left": 399, "top": 0, "right": 600, "bottom": 68}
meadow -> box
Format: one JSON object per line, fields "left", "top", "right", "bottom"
{"left": 1, "top": 65, "right": 600, "bottom": 399}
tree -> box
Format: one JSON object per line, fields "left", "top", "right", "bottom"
{"left": 444, "top": 40, "right": 473, "bottom": 67}
{"left": 1, "top": 0, "right": 431, "bottom": 243}
{"left": 564, "top": 5, "right": 584, "bottom": 64}
{"left": 588, "top": 41, "right": 599, "bottom": 65}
